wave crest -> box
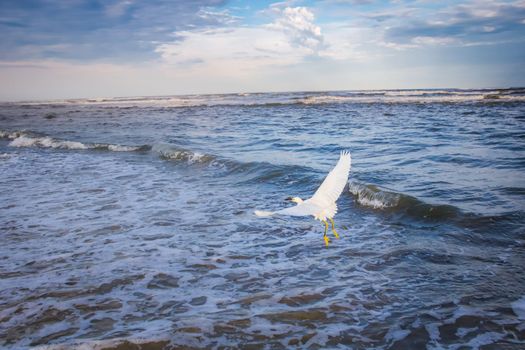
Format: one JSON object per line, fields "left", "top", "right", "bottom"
{"left": 348, "top": 181, "right": 460, "bottom": 221}
{"left": 1, "top": 130, "right": 146, "bottom": 152}
{"left": 9, "top": 135, "right": 88, "bottom": 150}
{"left": 151, "top": 144, "right": 216, "bottom": 165}
{"left": 1, "top": 129, "right": 219, "bottom": 167}
{"left": 348, "top": 181, "right": 401, "bottom": 209}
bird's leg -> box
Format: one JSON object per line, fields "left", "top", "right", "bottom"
{"left": 323, "top": 220, "right": 330, "bottom": 246}
{"left": 329, "top": 218, "right": 340, "bottom": 239}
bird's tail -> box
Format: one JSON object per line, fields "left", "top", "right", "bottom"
{"left": 254, "top": 210, "right": 275, "bottom": 217}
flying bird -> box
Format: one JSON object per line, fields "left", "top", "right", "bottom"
{"left": 255, "top": 151, "right": 351, "bottom": 246}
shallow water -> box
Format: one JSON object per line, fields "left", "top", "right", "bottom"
{"left": 0, "top": 89, "right": 524, "bottom": 349}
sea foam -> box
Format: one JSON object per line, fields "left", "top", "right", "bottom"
{"left": 348, "top": 181, "right": 401, "bottom": 209}
{"left": 2, "top": 130, "right": 143, "bottom": 153}
{"left": 9, "top": 135, "right": 88, "bottom": 150}
{"left": 511, "top": 296, "right": 525, "bottom": 320}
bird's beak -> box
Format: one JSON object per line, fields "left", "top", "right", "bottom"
{"left": 284, "top": 197, "right": 293, "bottom": 202}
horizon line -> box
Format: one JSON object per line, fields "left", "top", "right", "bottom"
{"left": 1, "top": 86, "right": 524, "bottom": 104}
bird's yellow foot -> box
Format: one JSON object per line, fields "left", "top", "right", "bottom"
{"left": 324, "top": 234, "right": 330, "bottom": 247}
{"left": 329, "top": 218, "right": 340, "bottom": 239}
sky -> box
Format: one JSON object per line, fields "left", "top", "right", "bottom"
{"left": 0, "top": 0, "right": 524, "bottom": 101}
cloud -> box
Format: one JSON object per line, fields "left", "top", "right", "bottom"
{"left": 266, "top": 7, "right": 324, "bottom": 53}
{"left": 156, "top": 5, "right": 330, "bottom": 71}
{"left": 155, "top": 26, "right": 306, "bottom": 72}
{"left": 411, "top": 36, "right": 458, "bottom": 46}
{"left": 0, "top": 0, "right": 228, "bottom": 61}
{"left": 382, "top": 0, "right": 525, "bottom": 48}
{"left": 3, "top": 0, "right": 522, "bottom": 65}
{"left": 197, "top": 8, "right": 241, "bottom": 26}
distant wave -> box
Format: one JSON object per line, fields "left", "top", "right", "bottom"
{"left": 1, "top": 130, "right": 230, "bottom": 170}
{"left": 7, "top": 88, "right": 524, "bottom": 108}
{"left": 297, "top": 89, "right": 525, "bottom": 105}
{"left": 1, "top": 130, "right": 149, "bottom": 153}
{"left": 0, "top": 130, "right": 307, "bottom": 175}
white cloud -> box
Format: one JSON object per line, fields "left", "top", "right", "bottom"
{"left": 155, "top": 27, "right": 307, "bottom": 72}
{"left": 377, "top": 0, "right": 525, "bottom": 50}
{"left": 154, "top": 4, "right": 373, "bottom": 74}
{"left": 266, "top": 7, "right": 324, "bottom": 52}
{"left": 411, "top": 36, "right": 458, "bottom": 46}
{"left": 380, "top": 36, "right": 458, "bottom": 50}
{"left": 155, "top": 6, "right": 333, "bottom": 72}
{"left": 317, "top": 23, "right": 379, "bottom": 61}
{"left": 196, "top": 8, "right": 240, "bottom": 25}
{"left": 380, "top": 41, "right": 418, "bottom": 51}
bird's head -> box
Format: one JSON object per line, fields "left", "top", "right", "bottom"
{"left": 285, "top": 196, "right": 303, "bottom": 204}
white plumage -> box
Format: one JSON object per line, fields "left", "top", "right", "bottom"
{"left": 254, "top": 151, "right": 352, "bottom": 246}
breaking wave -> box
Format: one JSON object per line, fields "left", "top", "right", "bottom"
{"left": 296, "top": 89, "right": 525, "bottom": 105}
{"left": 348, "top": 181, "right": 401, "bottom": 209}
{"left": 348, "top": 181, "right": 460, "bottom": 221}
{"left": 152, "top": 144, "right": 217, "bottom": 165}
{"left": 9, "top": 135, "right": 88, "bottom": 150}
{"left": 1, "top": 130, "right": 149, "bottom": 152}
{"left": 1, "top": 129, "right": 521, "bottom": 231}
{"left": 347, "top": 181, "right": 522, "bottom": 233}
{"left": 1, "top": 130, "right": 221, "bottom": 167}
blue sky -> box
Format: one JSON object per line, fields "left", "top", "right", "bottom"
{"left": 0, "top": 0, "right": 524, "bottom": 100}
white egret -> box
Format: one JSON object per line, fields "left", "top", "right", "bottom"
{"left": 255, "top": 151, "right": 351, "bottom": 246}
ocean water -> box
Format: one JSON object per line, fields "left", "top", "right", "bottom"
{"left": 0, "top": 88, "right": 524, "bottom": 349}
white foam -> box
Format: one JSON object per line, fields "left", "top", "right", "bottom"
{"left": 385, "top": 325, "right": 411, "bottom": 343}
{"left": 456, "top": 326, "right": 478, "bottom": 338}
{"left": 511, "top": 296, "right": 525, "bottom": 320}
{"left": 356, "top": 196, "right": 391, "bottom": 209}
{"left": 425, "top": 322, "right": 441, "bottom": 341}
{"left": 188, "top": 151, "right": 205, "bottom": 163}
{"left": 299, "top": 95, "right": 351, "bottom": 104}
{"left": 8, "top": 135, "right": 36, "bottom": 147}
{"left": 0, "top": 130, "right": 26, "bottom": 139}
{"left": 297, "top": 91, "right": 525, "bottom": 104}
{"left": 152, "top": 144, "right": 211, "bottom": 164}
{"left": 5, "top": 131, "right": 144, "bottom": 153}
{"left": 9, "top": 135, "right": 88, "bottom": 150}
{"left": 465, "top": 331, "right": 505, "bottom": 348}
{"left": 107, "top": 144, "right": 140, "bottom": 152}
{"left": 348, "top": 181, "right": 401, "bottom": 209}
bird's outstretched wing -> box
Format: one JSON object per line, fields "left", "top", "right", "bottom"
{"left": 275, "top": 202, "right": 322, "bottom": 216}
{"left": 310, "top": 151, "right": 351, "bottom": 207}
{"left": 254, "top": 202, "right": 322, "bottom": 217}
